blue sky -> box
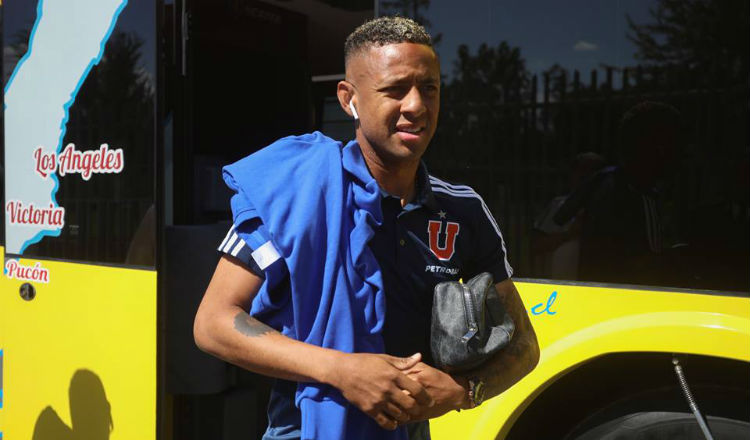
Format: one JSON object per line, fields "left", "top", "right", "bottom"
{"left": 5, "top": 0, "right": 659, "bottom": 88}
{"left": 415, "top": 0, "right": 655, "bottom": 81}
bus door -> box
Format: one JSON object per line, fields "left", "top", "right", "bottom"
{"left": 0, "top": 0, "right": 158, "bottom": 438}
{"left": 159, "top": 1, "right": 371, "bottom": 438}
{"left": 160, "top": 1, "right": 312, "bottom": 437}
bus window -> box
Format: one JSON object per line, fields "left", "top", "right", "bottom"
{"left": 3, "top": 0, "right": 157, "bottom": 267}
{"left": 378, "top": 0, "right": 749, "bottom": 293}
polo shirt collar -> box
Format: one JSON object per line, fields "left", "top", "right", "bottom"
{"left": 379, "top": 161, "right": 439, "bottom": 212}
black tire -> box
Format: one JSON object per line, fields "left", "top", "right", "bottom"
{"left": 571, "top": 411, "right": 750, "bottom": 440}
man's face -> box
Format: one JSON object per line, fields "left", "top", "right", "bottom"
{"left": 345, "top": 43, "right": 440, "bottom": 165}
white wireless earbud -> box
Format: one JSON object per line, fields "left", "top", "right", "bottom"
{"left": 349, "top": 100, "right": 359, "bottom": 120}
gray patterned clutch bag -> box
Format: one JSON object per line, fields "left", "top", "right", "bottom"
{"left": 431, "top": 272, "right": 515, "bottom": 372}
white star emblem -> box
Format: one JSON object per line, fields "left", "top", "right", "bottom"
{"left": 438, "top": 210, "right": 447, "bottom": 219}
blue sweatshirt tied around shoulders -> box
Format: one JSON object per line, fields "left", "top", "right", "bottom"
{"left": 222, "top": 132, "right": 409, "bottom": 440}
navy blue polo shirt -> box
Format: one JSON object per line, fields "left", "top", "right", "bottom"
{"left": 217, "top": 162, "right": 512, "bottom": 439}
{"left": 217, "top": 162, "right": 513, "bottom": 363}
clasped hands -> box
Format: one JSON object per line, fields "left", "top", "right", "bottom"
{"left": 331, "top": 352, "right": 470, "bottom": 431}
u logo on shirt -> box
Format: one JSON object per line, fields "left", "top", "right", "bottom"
{"left": 428, "top": 220, "right": 460, "bottom": 261}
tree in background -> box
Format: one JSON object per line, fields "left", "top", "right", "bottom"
{"left": 429, "top": 41, "right": 531, "bottom": 173}
{"left": 448, "top": 42, "right": 530, "bottom": 106}
{"left": 380, "top": 0, "right": 432, "bottom": 27}
{"left": 379, "top": 0, "right": 442, "bottom": 44}
{"left": 627, "top": 0, "right": 749, "bottom": 85}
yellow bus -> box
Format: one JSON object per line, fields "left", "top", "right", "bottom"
{"left": 1, "top": 1, "right": 747, "bottom": 439}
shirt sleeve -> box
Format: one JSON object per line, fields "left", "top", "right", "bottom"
{"left": 466, "top": 202, "right": 514, "bottom": 283}
{"left": 216, "top": 218, "right": 283, "bottom": 278}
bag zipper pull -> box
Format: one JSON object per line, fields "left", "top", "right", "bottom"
{"left": 461, "top": 283, "right": 479, "bottom": 344}
{"left": 462, "top": 326, "right": 478, "bottom": 343}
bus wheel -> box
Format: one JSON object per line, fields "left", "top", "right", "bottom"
{"left": 571, "top": 411, "right": 750, "bottom": 440}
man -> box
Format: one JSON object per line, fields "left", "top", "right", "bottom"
{"left": 553, "top": 101, "right": 681, "bottom": 286}
{"left": 194, "top": 16, "right": 539, "bottom": 440}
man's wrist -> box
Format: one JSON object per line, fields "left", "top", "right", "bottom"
{"left": 466, "top": 376, "right": 486, "bottom": 408}
{"left": 452, "top": 375, "right": 472, "bottom": 410}
{"left": 319, "top": 349, "right": 346, "bottom": 388}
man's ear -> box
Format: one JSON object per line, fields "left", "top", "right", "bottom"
{"left": 337, "top": 81, "right": 357, "bottom": 119}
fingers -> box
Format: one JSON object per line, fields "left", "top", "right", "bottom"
{"left": 363, "top": 394, "right": 412, "bottom": 430}
{"left": 373, "top": 412, "right": 399, "bottom": 431}
{"left": 339, "top": 353, "right": 434, "bottom": 430}
{"left": 395, "top": 374, "right": 434, "bottom": 408}
{"left": 381, "top": 352, "right": 422, "bottom": 370}
{"left": 383, "top": 402, "right": 410, "bottom": 424}
{"left": 401, "top": 352, "right": 422, "bottom": 369}
{"left": 389, "top": 386, "right": 421, "bottom": 417}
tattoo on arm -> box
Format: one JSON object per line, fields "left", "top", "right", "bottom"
{"left": 473, "top": 281, "right": 540, "bottom": 398}
{"left": 499, "top": 286, "right": 526, "bottom": 329}
{"left": 233, "top": 312, "right": 278, "bottom": 338}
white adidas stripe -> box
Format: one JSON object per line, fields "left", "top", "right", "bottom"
{"left": 430, "top": 177, "right": 503, "bottom": 237}
{"left": 429, "top": 176, "right": 513, "bottom": 277}
{"left": 430, "top": 178, "right": 501, "bottom": 232}
{"left": 218, "top": 225, "right": 236, "bottom": 251}
{"left": 230, "top": 238, "right": 246, "bottom": 257}
{"left": 222, "top": 232, "right": 239, "bottom": 253}
{"left": 429, "top": 176, "right": 474, "bottom": 193}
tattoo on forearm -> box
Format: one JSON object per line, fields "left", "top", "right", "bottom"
{"left": 476, "top": 283, "right": 540, "bottom": 398}
{"left": 233, "top": 312, "right": 278, "bottom": 338}
{"left": 479, "top": 338, "right": 530, "bottom": 396}
{"left": 505, "top": 338, "right": 526, "bottom": 358}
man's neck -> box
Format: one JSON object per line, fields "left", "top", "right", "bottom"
{"left": 358, "top": 139, "right": 420, "bottom": 207}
